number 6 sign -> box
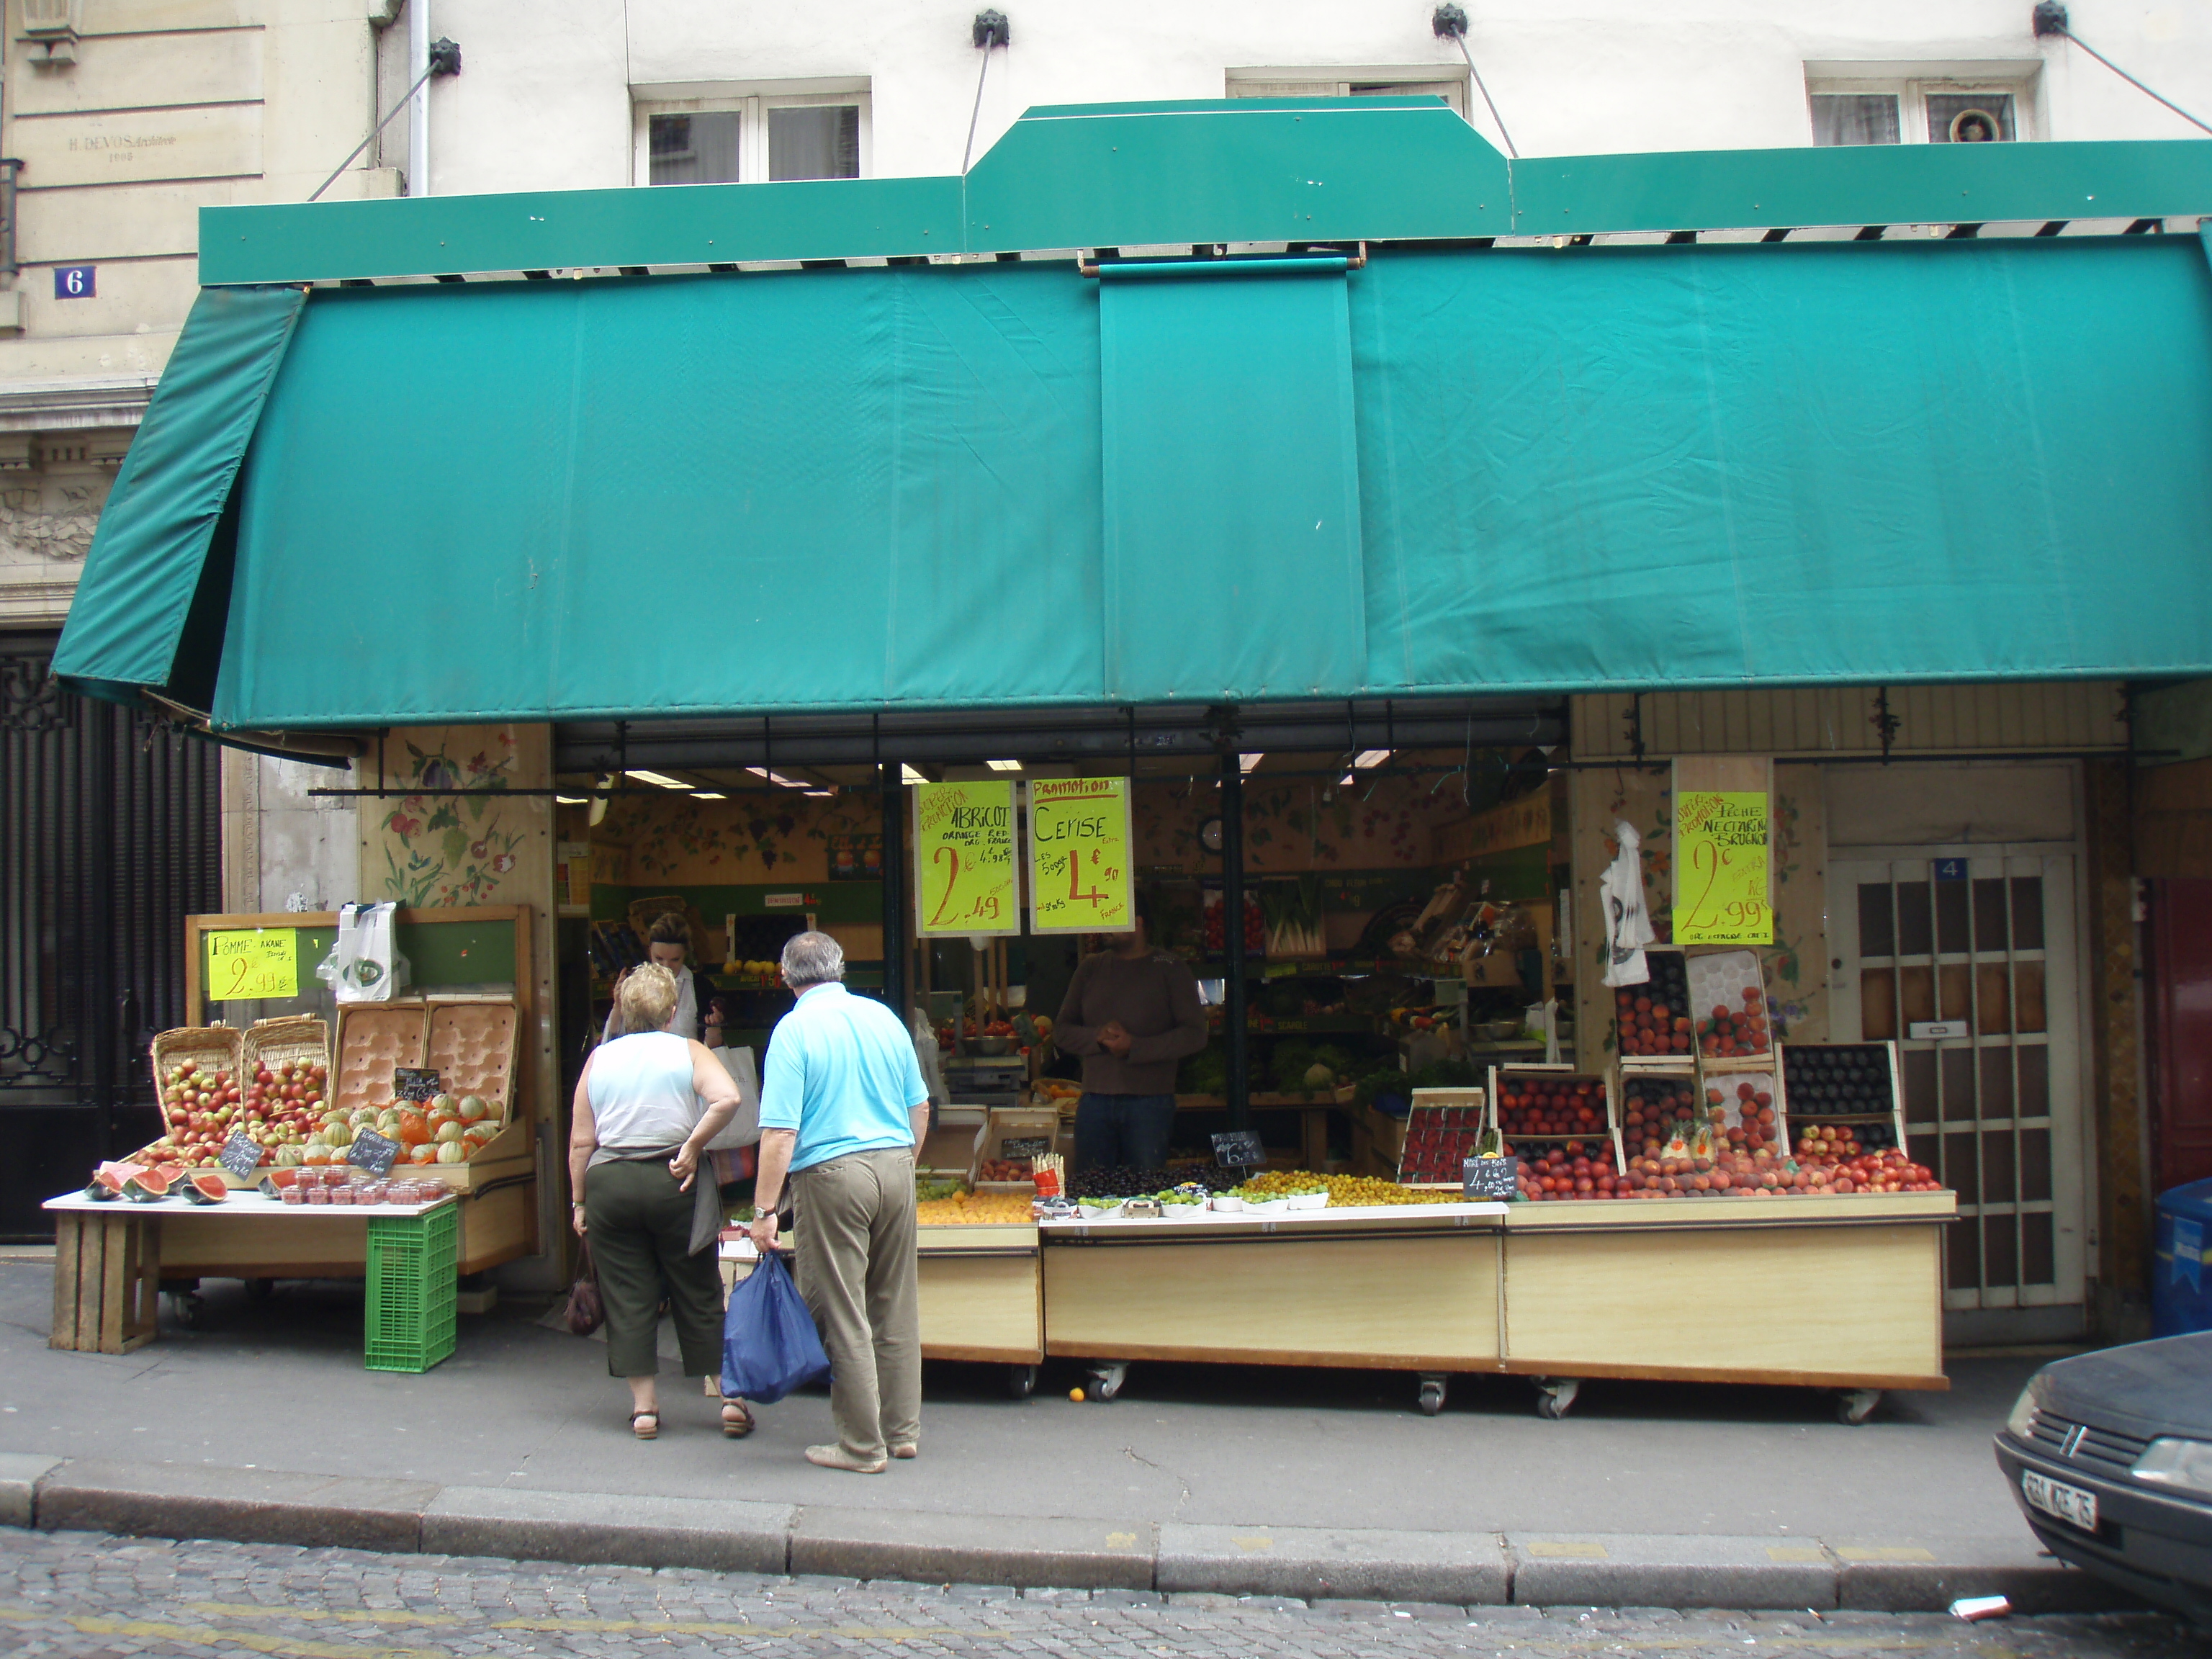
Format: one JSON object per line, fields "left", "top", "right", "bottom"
{"left": 54, "top": 266, "right": 96, "bottom": 300}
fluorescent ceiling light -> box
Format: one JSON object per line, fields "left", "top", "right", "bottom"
{"left": 1238, "top": 752, "right": 1263, "bottom": 773}
{"left": 1353, "top": 749, "right": 1392, "bottom": 769}
{"left": 1339, "top": 773, "right": 1354, "bottom": 786}
{"left": 803, "top": 789, "right": 834, "bottom": 797}
{"left": 555, "top": 794, "right": 586, "bottom": 804}
{"left": 900, "top": 764, "right": 928, "bottom": 785}
{"left": 985, "top": 759, "right": 1022, "bottom": 772}
{"left": 745, "top": 766, "right": 809, "bottom": 788}
{"left": 628, "top": 768, "right": 691, "bottom": 789}
{"left": 692, "top": 791, "right": 727, "bottom": 801}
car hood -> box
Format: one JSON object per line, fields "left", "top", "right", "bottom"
{"left": 2035, "top": 1333, "right": 2212, "bottom": 1441}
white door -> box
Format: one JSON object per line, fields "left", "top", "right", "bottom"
{"left": 1828, "top": 853, "right": 2085, "bottom": 1316}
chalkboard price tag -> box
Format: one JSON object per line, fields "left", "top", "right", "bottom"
{"left": 394, "top": 1067, "right": 442, "bottom": 1103}
{"left": 349, "top": 1128, "right": 400, "bottom": 1177}
{"left": 1462, "top": 1156, "right": 1518, "bottom": 1201}
{"left": 1213, "top": 1130, "right": 1265, "bottom": 1170}
{"left": 218, "top": 1131, "right": 264, "bottom": 1179}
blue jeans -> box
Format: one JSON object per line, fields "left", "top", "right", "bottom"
{"left": 1074, "top": 1092, "right": 1178, "bottom": 1174}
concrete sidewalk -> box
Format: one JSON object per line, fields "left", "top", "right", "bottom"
{"left": 0, "top": 1262, "right": 2118, "bottom": 1611}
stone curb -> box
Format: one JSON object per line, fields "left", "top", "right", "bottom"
{"left": 4, "top": 1454, "right": 2138, "bottom": 1614}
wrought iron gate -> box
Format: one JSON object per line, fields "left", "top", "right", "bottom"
{"left": 1, "top": 634, "right": 220, "bottom": 1240}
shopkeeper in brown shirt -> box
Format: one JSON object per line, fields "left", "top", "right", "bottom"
{"left": 1055, "top": 896, "right": 1209, "bottom": 1172}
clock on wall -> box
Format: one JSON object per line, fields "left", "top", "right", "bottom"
{"left": 1199, "top": 817, "right": 1225, "bottom": 853}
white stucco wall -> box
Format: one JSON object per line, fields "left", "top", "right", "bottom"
{"left": 406, "top": 0, "right": 2211, "bottom": 197}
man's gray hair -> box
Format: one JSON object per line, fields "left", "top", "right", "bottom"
{"left": 781, "top": 930, "right": 846, "bottom": 989}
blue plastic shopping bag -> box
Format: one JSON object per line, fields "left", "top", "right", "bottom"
{"left": 721, "top": 1251, "right": 831, "bottom": 1403}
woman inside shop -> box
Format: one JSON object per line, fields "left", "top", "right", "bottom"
{"left": 569, "top": 962, "right": 750, "bottom": 1441}
{"left": 604, "top": 912, "right": 724, "bottom": 1046}
{"left": 1055, "top": 895, "right": 1209, "bottom": 1172}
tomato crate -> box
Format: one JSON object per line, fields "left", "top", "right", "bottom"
{"left": 363, "top": 1204, "right": 459, "bottom": 1372}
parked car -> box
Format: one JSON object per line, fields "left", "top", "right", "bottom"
{"left": 1992, "top": 1333, "right": 2212, "bottom": 1623}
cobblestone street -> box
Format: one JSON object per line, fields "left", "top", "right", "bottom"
{"left": 2, "top": 1529, "right": 2203, "bottom": 1659}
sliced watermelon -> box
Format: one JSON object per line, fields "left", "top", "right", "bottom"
{"left": 124, "top": 1165, "right": 174, "bottom": 1202}
{"left": 81, "top": 1175, "right": 120, "bottom": 1202}
{"left": 91, "top": 1161, "right": 136, "bottom": 1195}
{"left": 183, "top": 1172, "right": 230, "bottom": 1205}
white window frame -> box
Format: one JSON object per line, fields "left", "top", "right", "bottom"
{"left": 1226, "top": 67, "right": 1467, "bottom": 120}
{"left": 1804, "top": 66, "right": 2039, "bottom": 147}
{"left": 632, "top": 80, "right": 872, "bottom": 186}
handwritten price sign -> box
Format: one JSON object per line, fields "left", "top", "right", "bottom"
{"left": 912, "top": 780, "right": 1019, "bottom": 936}
{"left": 205, "top": 929, "right": 299, "bottom": 1000}
{"left": 1673, "top": 790, "right": 1772, "bottom": 945}
{"left": 1029, "top": 777, "right": 1133, "bottom": 934}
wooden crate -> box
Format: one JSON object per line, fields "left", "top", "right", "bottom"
{"left": 1611, "top": 945, "right": 1699, "bottom": 1068}
{"left": 1776, "top": 1040, "right": 1908, "bottom": 1161}
{"left": 1392, "top": 1087, "right": 1487, "bottom": 1184}
{"left": 51, "top": 1210, "right": 160, "bottom": 1354}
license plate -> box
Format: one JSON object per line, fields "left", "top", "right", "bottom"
{"left": 2022, "top": 1468, "right": 2100, "bottom": 1532}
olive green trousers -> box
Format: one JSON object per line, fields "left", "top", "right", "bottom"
{"left": 583, "top": 1157, "right": 725, "bottom": 1380}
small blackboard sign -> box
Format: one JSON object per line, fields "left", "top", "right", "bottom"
{"left": 999, "top": 1136, "right": 1053, "bottom": 1160}
{"left": 218, "top": 1131, "right": 263, "bottom": 1180}
{"left": 1462, "top": 1156, "right": 1518, "bottom": 1201}
{"left": 394, "top": 1066, "right": 442, "bottom": 1103}
{"left": 349, "top": 1127, "right": 400, "bottom": 1177}
{"left": 1213, "top": 1130, "right": 1265, "bottom": 1170}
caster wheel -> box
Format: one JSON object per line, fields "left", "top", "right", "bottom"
{"left": 1835, "top": 1388, "right": 1881, "bottom": 1426}
{"left": 245, "top": 1278, "right": 275, "bottom": 1303}
{"left": 1007, "top": 1365, "right": 1037, "bottom": 1400}
{"left": 1089, "top": 1362, "right": 1129, "bottom": 1403}
{"left": 169, "top": 1292, "right": 206, "bottom": 1330}
{"left": 1418, "top": 1378, "right": 1447, "bottom": 1416}
{"left": 1533, "top": 1377, "right": 1580, "bottom": 1420}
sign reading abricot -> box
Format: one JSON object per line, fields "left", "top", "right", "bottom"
{"left": 912, "top": 779, "right": 1018, "bottom": 937}
{"left": 1028, "top": 777, "right": 1133, "bottom": 935}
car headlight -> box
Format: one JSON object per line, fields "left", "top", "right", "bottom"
{"left": 2005, "top": 1385, "right": 2039, "bottom": 1441}
{"left": 2132, "top": 1437, "right": 2212, "bottom": 1498}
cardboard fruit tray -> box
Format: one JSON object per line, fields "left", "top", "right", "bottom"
{"left": 1689, "top": 948, "right": 1773, "bottom": 1066}
{"left": 333, "top": 1002, "right": 428, "bottom": 1117}
{"left": 426, "top": 999, "right": 519, "bottom": 1123}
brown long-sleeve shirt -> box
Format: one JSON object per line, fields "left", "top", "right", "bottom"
{"left": 1053, "top": 950, "right": 1209, "bottom": 1096}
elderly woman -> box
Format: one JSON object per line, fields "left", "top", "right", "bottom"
{"left": 570, "top": 962, "right": 748, "bottom": 1440}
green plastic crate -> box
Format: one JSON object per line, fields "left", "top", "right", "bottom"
{"left": 364, "top": 1204, "right": 458, "bottom": 1372}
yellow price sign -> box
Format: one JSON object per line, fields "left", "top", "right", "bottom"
{"left": 1029, "top": 777, "right": 1133, "bottom": 935}
{"left": 205, "top": 929, "right": 300, "bottom": 1000}
{"left": 912, "top": 780, "right": 1019, "bottom": 936}
{"left": 1673, "top": 791, "right": 1772, "bottom": 945}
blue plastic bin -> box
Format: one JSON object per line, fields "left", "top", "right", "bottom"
{"left": 2152, "top": 1177, "right": 2212, "bottom": 1338}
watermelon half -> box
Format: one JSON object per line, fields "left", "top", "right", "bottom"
{"left": 124, "top": 1165, "right": 174, "bottom": 1202}
{"left": 182, "top": 1172, "right": 230, "bottom": 1205}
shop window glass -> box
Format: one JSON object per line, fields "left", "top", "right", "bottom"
{"left": 1811, "top": 92, "right": 1899, "bottom": 145}
{"left": 1948, "top": 1222, "right": 1981, "bottom": 1292}
{"left": 1898, "top": 964, "right": 1935, "bottom": 1026}
{"left": 770, "top": 104, "right": 860, "bottom": 181}
{"left": 2017, "top": 1043, "right": 2049, "bottom": 1118}
{"left": 649, "top": 112, "right": 740, "bottom": 185}
{"left": 2021, "top": 1211, "right": 2056, "bottom": 1284}
{"left": 1861, "top": 967, "right": 1897, "bottom": 1039}
{"left": 2013, "top": 961, "right": 2047, "bottom": 1034}
{"left": 1902, "top": 1049, "right": 1939, "bottom": 1123}
{"left": 1897, "top": 884, "right": 1933, "bottom": 956}
{"left": 1944, "top": 1131, "right": 1980, "bottom": 1202}
{"left": 1936, "top": 881, "right": 1971, "bottom": 953}
{"left": 2010, "top": 877, "right": 2044, "bottom": 949}
{"left": 1973, "top": 878, "right": 2009, "bottom": 950}
{"left": 1979, "top": 1048, "right": 2014, "bottom": 1118}
{"left": 1941, "top": 1046, "right": 1977, "bottom": 1121}
{"left": 1983, "top": 1213, "right": 2019, "bottom": 1287}
{"left": 1977, "top": 963, "right": 2013, "bottom": 1034}
{"left": 1937, "top": 963, "right": 1972, "bottom": 1022}
{"left": 2020, "top": 1126, "right": 2052, "bottom": 1200}
{"left": 1981, "top": 1129, "right": 2016, "bottom": 1197}
{"left": 1928, "top": 92, "right": 2014, "bottom": 143}
{"left": 1858, "top": 883, "right": 1895, "bottom": 956}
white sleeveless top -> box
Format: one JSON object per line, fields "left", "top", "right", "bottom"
{"left": 588, "top": 1031, "right": 701, "bottom": 1150}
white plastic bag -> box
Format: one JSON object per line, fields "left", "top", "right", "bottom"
{"left": 1599, "top": 821, "right": 1655, "bottom": 989}
{"left": 316, "top": 901, "right": 412, "bottom": 1003}
{"left": 702, "top": 1045, "right": 762, "bottom": 1151}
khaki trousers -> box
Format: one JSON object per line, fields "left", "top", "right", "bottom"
{"left": 791, "top": 1146, "right": 920, "bottom": 1461}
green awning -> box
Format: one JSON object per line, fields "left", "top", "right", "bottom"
{"left": 1099, "top": 258, "right": 1362, "bottom": 701}
{"left": 178, "top": 237, "right": 2212, "bottom": 727}
{"left": 52, "top": 284, "right": 303, "bottom": 706}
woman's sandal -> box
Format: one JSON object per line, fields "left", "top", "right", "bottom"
{"left": 720, "top": 1398, "right": 754, "bottom": 1439}
{"left": 631, "top": 1409, "right": 659, "bottom": 1440}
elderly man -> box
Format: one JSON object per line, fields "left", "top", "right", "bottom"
{"left": 749, "top": 931, "right": 928, "bottom": 1473}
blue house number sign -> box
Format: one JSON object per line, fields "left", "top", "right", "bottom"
{"left": 54, "top": 266, "right": 94, "bottom": 300}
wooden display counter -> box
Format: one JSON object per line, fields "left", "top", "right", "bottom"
{"left": 1496, "top": 1192, "right": 1953, "bottom": 1396}
{"left": 1040, "top": 1205, "right": 1505, "bottom": 1405}
{"left": 917, "top": 1223, "right": 1042, "bottom": 1370}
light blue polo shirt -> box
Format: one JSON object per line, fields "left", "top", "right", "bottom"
{"left": 760, "top": 982, "right": 925, "bottom": 1174}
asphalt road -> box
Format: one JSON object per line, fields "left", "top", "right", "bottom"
{"left": 3, "top": 1529, "right": 2205, "bottom": 1659}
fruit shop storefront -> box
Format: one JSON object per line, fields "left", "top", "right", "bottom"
{"left": 48, "top": 102, "right": 2212, "bottom": 1403}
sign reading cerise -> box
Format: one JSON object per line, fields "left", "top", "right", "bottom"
{"left": 1028, "top": 776, "right": 1132, "bottom": 934}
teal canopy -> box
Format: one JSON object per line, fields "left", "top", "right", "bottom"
{"left": 48, "top": 113, "right": 2212, "bottom": 729}
{"left": 52, "top": 284, "right": 302, "bottom": 708}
